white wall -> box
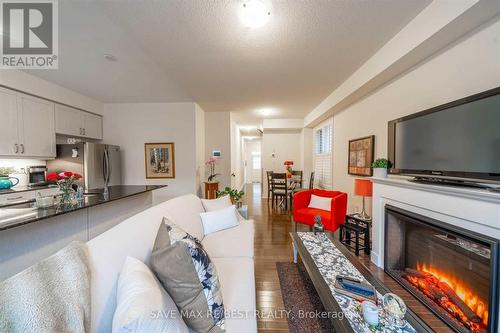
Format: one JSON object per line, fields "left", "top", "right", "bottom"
{"left": 332, "top": 18, "right": 500, "bottom": 214}
{"left": 300, "top": 128, "right": 313, "bottom": 189}
{"left": 195, "top": 104, "right": 205, "bottom": 197}
{"left": 262, "top": 130, "right": 302, "bottom": 197}
{"left": 103, "top": 103, "right": 202, "bottom": 203}
{"left": 205, "top": 112, "right": 231, "bottom": 188}
{"left": 0, "top": 70, "right": 103, "bottom": 114}
{"left": 230, "top": 116, "right": 244, "bottom": 190}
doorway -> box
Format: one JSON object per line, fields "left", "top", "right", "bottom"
{"left": 244, "top": 139, "right": 262, "bottom": 184}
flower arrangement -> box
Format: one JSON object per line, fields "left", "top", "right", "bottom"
{"left": 205, "top": 157, "right": 220, "bottom": 182}
{"left": 47, "top": 171, "right": 82, "bottom": 204}
{"left": 0, "top": 167, "right": 15, "bottom": 177}
{"left": 284, "top": 160, "right": 294, "bottom": 178}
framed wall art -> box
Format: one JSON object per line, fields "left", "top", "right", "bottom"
{"left": 348, "top": 135, "right": 374, "bottom": 176}
{"left": 144, "top": 142, "right": 175, "bottom": 179}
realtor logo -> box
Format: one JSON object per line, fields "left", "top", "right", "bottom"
{"left": 1, "top": 0, "right": 58, "bottom": 69}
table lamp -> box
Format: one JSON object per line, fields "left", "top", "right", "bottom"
{"left": 354, "top": 178, "right": 373, "bottom": 219}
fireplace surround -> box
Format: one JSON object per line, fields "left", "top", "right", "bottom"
{"left": 384, "top": 205, "right": 499, "bottom": 333}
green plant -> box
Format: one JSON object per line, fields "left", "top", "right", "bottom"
{"left": 216, "top": 187, "right": 245, "bottom": 203}
{"left": 0, "top": 167, "right": 16, "bottom": 177}
{"left": 372, "top": 158, "right": 392, "bottom": 169}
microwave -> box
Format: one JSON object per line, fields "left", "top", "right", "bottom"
{"left": 27, "top": 165, "right": 48, "bottom": 187}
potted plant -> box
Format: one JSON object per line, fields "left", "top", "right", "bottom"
{"left": 0, "top": 167, "right": 18, "bottom": 189}
{"left": 47, "top": 171, "right": 82, "bottom": 205}
{"left": 216, "top": 187, "right": 245, "bottom": 208}
{"left": 372, "top": 158, "right": 392, "bottom": 178}
{"left": 205, "top": 157, "right": 220, "bottom": 182}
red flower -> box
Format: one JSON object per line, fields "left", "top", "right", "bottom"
{"left": 63, "top": 171, "right": 73, "bottom": 177}
{"left": 284, "top": 160, "right": 294, "bottom": 166}
{"left": 47, "top": 172, "right": 60, "bottom": 181}
{"left": 73, "top": 173, "right": 82, "bottom": 179}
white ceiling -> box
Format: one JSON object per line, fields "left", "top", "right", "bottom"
{"left": 27, "top": 0, "right": 430, "bottom": 119}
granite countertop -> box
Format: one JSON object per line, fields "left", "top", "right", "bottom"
{"left": 0, "top": 185, "right": 166, "bottom": 231}
{"left": 0, "top": 184, "right": 54, "bottom": 194}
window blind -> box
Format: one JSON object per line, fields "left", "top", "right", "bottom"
{"left": 314, "top": 124, "right": 332, "bottom": 189}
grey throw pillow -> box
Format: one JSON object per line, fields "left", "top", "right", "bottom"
{"left": 151, "top": 218, "right": 225, "bottom": 333}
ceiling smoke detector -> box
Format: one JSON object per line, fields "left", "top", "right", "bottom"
{"left": 239, "top": 0, "right": 271, "bottom": 29}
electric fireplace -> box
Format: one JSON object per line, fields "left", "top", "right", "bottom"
{"left": 384, "top": 205, "right": 499, "bottom": 333}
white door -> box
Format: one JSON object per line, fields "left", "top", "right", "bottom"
{"left": 0, "top": 88, "right": 19, "bottom": 156}
{"left": 55, "top": 104, "right": 83, "bottom": 136}
{"left": 18, "top": 94, "right": 56, "bottom": 158}
{"left": 251, "top": 152, "right": 262, "bottom": 182}
{"left": 82, "top": 112, "right": 103, "bottom": 139}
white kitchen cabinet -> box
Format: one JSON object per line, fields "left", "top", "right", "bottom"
{"left": 55, "top": 104, "right": 83, "bottom": 137}
{"left": 0, "top": 87, "right": 19, "bottom": 156}
{"left": 17, "top": 94, "right": 56, "bottom": 158}
{"left": 0, "top": 90, "right": 55, "bottom": 158}
{"left": 82, "top": 112, "right": 103, "bottom": 139}
{"left": 55, "top": 104, "right": 102, "bottom": 139}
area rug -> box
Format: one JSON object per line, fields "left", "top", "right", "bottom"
{"left": 276, "top": 262, "right": 334, "bottom": 333}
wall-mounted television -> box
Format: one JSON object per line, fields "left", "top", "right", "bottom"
{"left": 388, "top": 87, "right": 500, "bottom": 185}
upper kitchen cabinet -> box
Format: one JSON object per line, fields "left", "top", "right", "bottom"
{"left": 55, "top": 104, "right": 102, "bottom": 139}
{"left": 0, "top": 87, "right": 19, "bottom": 156}
{"left": 17, "top": 94, "right": 56, "bottom": 158}
{"left": 0, "top": 90, "right": 56, "bottom": 158}
{"left": 82, "top": 112, "right": 103, "bottom": 140}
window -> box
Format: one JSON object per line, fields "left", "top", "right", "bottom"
{"left": 314, "top": 123, "right": 332, "bottom": 189}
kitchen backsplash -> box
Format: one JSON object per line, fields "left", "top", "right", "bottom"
{"left": 0, "top": 159, "right": 46, "bottom": 187}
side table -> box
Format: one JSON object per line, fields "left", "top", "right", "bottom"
{"left": 204, "top": 181, "right": 219, "bottom": 199}
{"left": 339, "top": 213, "right": 371, "bottom": 256}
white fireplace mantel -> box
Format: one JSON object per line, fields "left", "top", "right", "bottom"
{"left": 371, "top": 177, "right": 500, "bottom": 268}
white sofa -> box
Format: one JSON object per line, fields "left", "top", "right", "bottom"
{"left": 86, "top": 194, "right": 257, "bottom": 333}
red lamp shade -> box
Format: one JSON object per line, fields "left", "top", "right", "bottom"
{"left": 354, "top": 179, "right": 372, "bottom": 197}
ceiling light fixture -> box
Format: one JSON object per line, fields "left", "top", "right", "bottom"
{"left": 239, "top": 0, "right": 271, "bottom": 29}
{"left": 104, "top": 54, "right": 118, "bottom": 62}
{"left": 260, "top": 108, "right": 272, "bottom": 116}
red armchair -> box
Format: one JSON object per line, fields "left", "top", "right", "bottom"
{"left": 293, "top": 189, "right": 348, "bottom": 232}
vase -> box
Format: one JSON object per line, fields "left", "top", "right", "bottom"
{"left": 373, "top": 168, "right": 388, "bottom": 178}
{"left": 59, "top": 187, "right": 76, "bottom": 205}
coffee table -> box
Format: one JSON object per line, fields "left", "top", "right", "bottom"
{"left": 290, "top": 232, "right": 433, "bottom": 333}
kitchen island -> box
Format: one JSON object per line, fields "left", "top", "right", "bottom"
{"left": 0, "top": 185, "right": 166, "bottom": 279}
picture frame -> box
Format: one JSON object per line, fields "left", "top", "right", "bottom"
{"left": 144, "top": 142, "right": 175, "bottom": 179}
{"left": 348, "top": 135, "right": 374, "bottom": 176}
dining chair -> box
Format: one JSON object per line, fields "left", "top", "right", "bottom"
{"left": 266, "top": 171, "right": 273, "bottom": 202}
{"left": 309, "top": 172, "right": 315, "bottom": 189}
{"left": 271, "top": 172, "right": 288, "bottom": 209}
{"left": 289, "top": 171, "right": 303, "bottom": 208}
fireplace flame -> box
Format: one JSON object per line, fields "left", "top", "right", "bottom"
{"left": 417, "top": 262, "right": 488, "bottom": 327}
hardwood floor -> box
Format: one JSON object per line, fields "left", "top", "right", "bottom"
{"left": 243, "top": 183, "right": 308, "bottom": 333}
{"left": 244, "top": 182, "right": 452, "bottom": 333}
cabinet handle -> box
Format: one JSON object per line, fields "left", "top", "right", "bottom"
{"left": 14, "top": 144, "right": 18, "bottom": 153}
{"left": 20, "top": 144, "right": 24, "bottom": 154}
{"left": 83, "top": 128, "right": 86, "bottom": 136}
{"left": 79, "top": 128, "right": 82, "bottom": 135}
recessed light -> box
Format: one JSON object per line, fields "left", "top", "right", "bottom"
{"left": 239, "top": 0, "right": 271, "bottom": 28}
{"left": 260, "top": 108, "right": 272, "bottom": 116}
{"left": 104, "top": 54, "right": 118, "bottom": 62}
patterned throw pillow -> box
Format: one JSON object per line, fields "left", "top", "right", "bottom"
{"left": 151, "top": 218, "right": 225, "bottom": 333}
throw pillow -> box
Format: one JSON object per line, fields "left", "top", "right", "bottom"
{"left": 201, "top": 195, "right": 232, "bottom": 212}
{"left": 308, "top": 194, "right": 332, "bottom": 211}
{"left": 112, "top": 256, "right": 188, "bottom": 333}
{"left": 200, "top": 205, "right": 239, "bottom": 236}
{"left": 151, "top": 219, "right": 225, "bottom": 333}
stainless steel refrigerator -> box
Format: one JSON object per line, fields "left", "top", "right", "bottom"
{"left": 47, "top": 143, "right": 121, "bottom": 191}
